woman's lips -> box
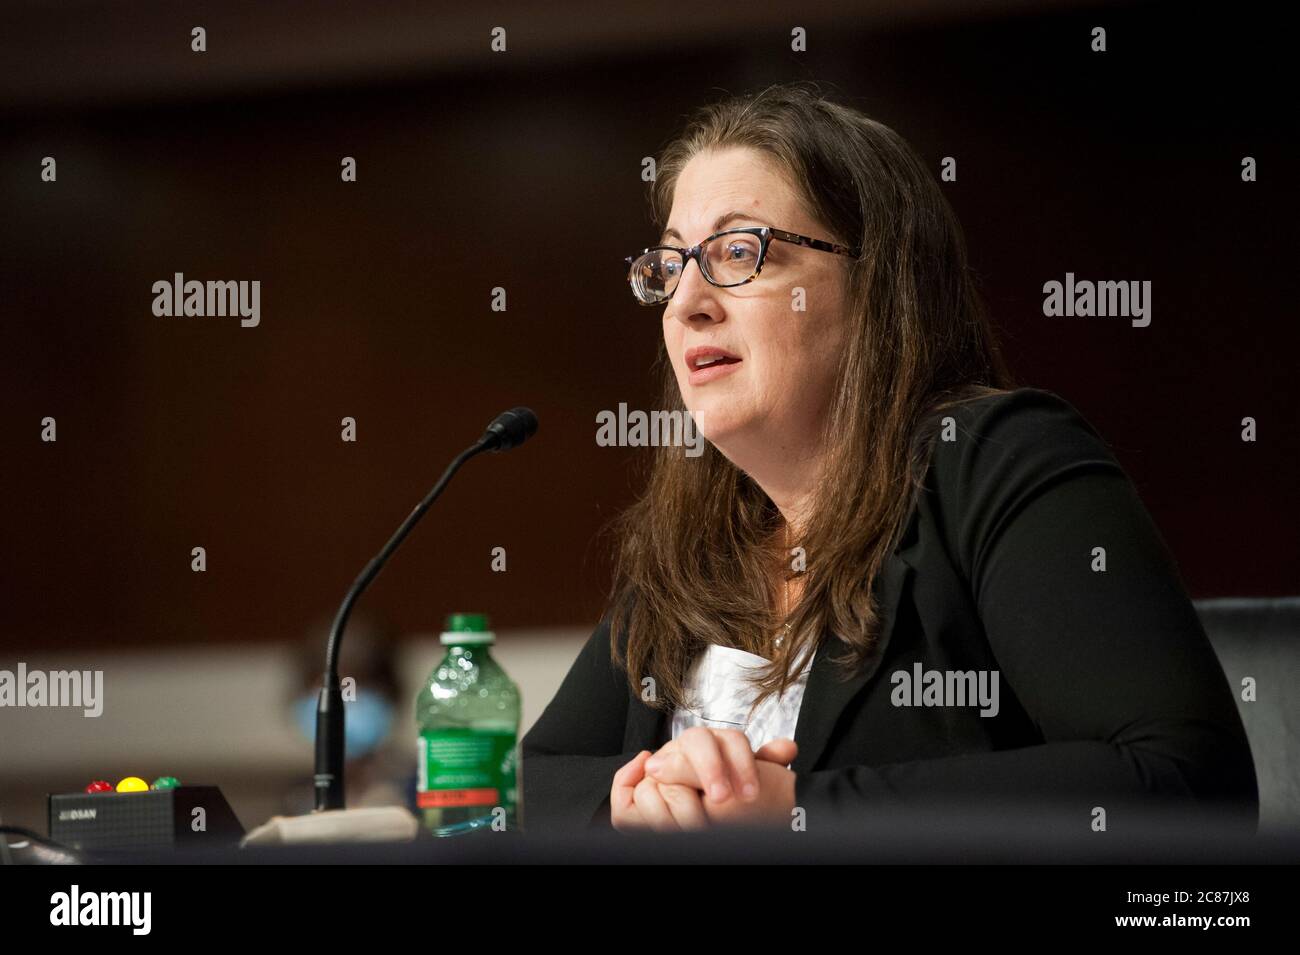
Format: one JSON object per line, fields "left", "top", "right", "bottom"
{"left": 688, "top": 358, "right": 741, "bottom": 385}
{"left": 685, "top": 346, "right": 742, "bottom": 385}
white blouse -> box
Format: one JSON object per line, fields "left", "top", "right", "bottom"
{"left": 670, "top": 638, "right": 814, "bottom": 752}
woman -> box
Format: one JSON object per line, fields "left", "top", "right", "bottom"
{"left": 520, "top": 82, "right": 1257, "bottom": 834}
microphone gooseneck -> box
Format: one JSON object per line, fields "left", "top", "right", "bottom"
{"left": 314, "top": 407, "right": 538, "bottom": 812}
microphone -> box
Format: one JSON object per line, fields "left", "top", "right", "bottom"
{"left": 314, "top": 407, "right": 538, "bottom": 812}
{"left": 480, "top": 406, "right": 538, "bottom": 452}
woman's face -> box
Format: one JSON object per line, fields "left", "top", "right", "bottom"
{"left": 661, "top": 146, "right": 851, "bottom": 459}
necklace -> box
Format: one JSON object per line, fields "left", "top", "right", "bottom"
{"left": 776, "top": 522, "right": 795, "bottom": 646}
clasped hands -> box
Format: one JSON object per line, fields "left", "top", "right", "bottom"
{"left": 610, "top": 726, "right": 798, "bottom": 831}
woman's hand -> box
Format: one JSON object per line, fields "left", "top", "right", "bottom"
{"left": 610, "top": 729, "right": 800, "bottom": 831}
{"left": 694, "top": 757, "right": 798, "bottom": 826}
{"left": 645, "top": 726, "right": 796, "bottom": 803}
{"left": 643, "top": 728, "right": 798, "bottom": 827}
{"left": 610, "top": 750, "right": 710, "bottom": 832}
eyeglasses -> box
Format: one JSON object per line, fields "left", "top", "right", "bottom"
{"left": 624, "top": 226, "right": 859, "bottom": 306}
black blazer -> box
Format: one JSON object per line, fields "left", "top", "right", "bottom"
{"left": 520, "top": 388, "right": 1258, "bottom": 833}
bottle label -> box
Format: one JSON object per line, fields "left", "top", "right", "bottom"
{"left": 417, "top": 728, "right": 517, "bottom": 811}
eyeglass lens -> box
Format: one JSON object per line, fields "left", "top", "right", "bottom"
{"left": 628, "top": 231, "right": 763, "bottom": 303}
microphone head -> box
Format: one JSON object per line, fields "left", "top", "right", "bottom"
{"left": 482, "top": 407, "right": 538, "bottom": 452}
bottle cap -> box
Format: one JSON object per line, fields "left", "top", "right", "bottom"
{"left": 445, "top": 612, "right": 489, "bottom": 632}
{"left": 440, "top": 612, "right": 494, "bottom": 645}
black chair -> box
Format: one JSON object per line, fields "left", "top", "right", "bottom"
{"left": 1196, "top": 596, "right": 1300, "bottom": 833}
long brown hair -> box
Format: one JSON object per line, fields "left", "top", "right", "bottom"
{"left": 608, "top": 81, "right": 1015, "bottom": 715}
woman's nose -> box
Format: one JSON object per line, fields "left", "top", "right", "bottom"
{"left": 667, "top": 256, "right": 722, "bottom": 326}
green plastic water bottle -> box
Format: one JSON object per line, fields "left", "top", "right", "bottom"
{"left": 415, "top": 613, "right": 521, "bottom": 835}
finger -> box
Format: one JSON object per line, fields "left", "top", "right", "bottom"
{"left": 755, "top": 737, "right": 798, "bottom": 766}
{"left": 642, "top": 739, "right": 719, "bottom": 796}
{"left": 611, "top": 751, "right": 651, "bottom": 815}
{"left": 641, "top": 750, "right": 697, "bottom": 789}
{"left": 633, "top": 776, "right": 681, "bottom": 832}
{"left": 613, "top": 750, "right": 651, "bottom": 789}
{"left": 636, "top": 738, "right": 677, "bottom": 777}
{"left": 611, "top": 798, "right": 648, "bottom": 832}
{"left": 673, "top": 726, "right": 732, "bottom": 801}
{"left": 611, "top": 753, "right": 653, "bottom": 831}
{"left": 711, "top": 729, "right": 760, "bottom": 802}
{"left": 656, "top": 782, "right": 709, "bottom": 831}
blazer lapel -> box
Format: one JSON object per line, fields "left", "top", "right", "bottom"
{"left": 790, "top": 515, "right": 920, "bottom": 774}
{"left": 624, "top": 685, "right": 668, "bottom": 752}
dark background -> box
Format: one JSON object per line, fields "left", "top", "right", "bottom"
{"left": 1, "top": 0, "right": 1295, "bottom": 655}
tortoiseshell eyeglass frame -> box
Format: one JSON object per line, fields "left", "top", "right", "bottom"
{"left": 624, "top": 226, "right": 861, "bottom": 305}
